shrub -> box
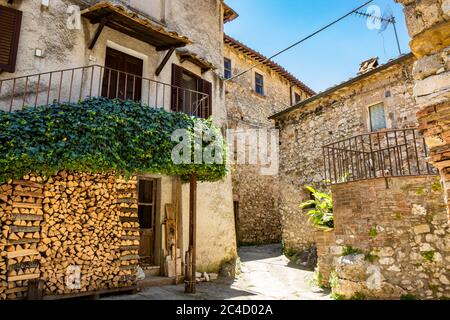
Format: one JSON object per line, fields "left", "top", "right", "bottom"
{"left": 341, "top": 246, "right": 363, "bottom": 256}
{"left": 0, "top": 98, "right": 228, "bottom": 183}
{"left": 300, "top": 186, "right": 334, "bottom": 228}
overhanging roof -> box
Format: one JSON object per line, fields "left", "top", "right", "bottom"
{"left": 177, "top": 50, "right": 216, "bottom": 73}
{"left": 81, "top": 2, "right": 191, "bottom": 51}
{"left": 269, "top": 53, "right": 415, "bottom": 120}
{"left": 224, "top": 35, "right": 315, "bottom": 96}
{"left": 223, "top": 2, "right": 238, "bottom": 23}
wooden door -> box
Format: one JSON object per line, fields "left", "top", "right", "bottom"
{"left": 101, "top": 47, "right": 143, "bottom": 101}
{"left": 138, "top": 179, "right": 157, "bottom": 265}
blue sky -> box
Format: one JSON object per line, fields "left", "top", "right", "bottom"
{"left": 224, "top": 0, "right": 411, "bottom": 93}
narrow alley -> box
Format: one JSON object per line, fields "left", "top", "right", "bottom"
{"left": 107, "top": 244, "right": 330, "bottom": 300}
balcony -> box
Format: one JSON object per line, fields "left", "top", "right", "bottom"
{"left": 0, "top": 65, "right": 210, "bottom": 118}
{"left": 322, "top": 128, "right": 437, "bottom": 185}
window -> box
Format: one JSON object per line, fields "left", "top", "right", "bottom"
{"left": 138, "top": 179, "right": 156, "bottom": 229}
{"left": 171, "top": 64, "right": 212, "bottom": 118}
{"left": 224, "top": 58, "right": 232, "bottom": 79}
{"left": 255, "top": 72, "right": 264, "bottom": 95}
{"left": 294, "top": 93, "right": 302, "bottom": 104}
{"left": 369, "top": 103, "right": 387, "bottom": 131}
{"left": 0, "top": 6, "right": 22, "bottom": 73}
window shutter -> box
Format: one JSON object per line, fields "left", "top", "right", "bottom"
{"left": 200, "top": 79, "right": 212, "bottom": 119}
{"left": 171, "top": 64, "right": 183, "bottom": 111}
{"left": 0, "top": 6, "right": 22, "bottom": 73}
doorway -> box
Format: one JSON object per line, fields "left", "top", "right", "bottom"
{"left": 138, "top": 179, "right": 157, "bottom": 266}
{"left": 102, "top": 47, "right": 143, "bottom": 101}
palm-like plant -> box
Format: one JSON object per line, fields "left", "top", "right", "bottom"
{"left": 300, "top": 186, "right": 334, "bottom": 229}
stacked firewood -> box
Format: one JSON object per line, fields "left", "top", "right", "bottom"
{"left": 39, "top": 172, "right": 137, "bottom": 295}
{"left": 0, "top": 176, "right": 44, "bottom": 300}
{"left": 0, "top": 172, "right": 138, "bottom": 299}
{"left": 116, "top": 179, "right": 140, "bottom": 283}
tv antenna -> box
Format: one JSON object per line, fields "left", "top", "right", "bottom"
{"left": 354, "top": 6, "right": 402, "bottom": 56}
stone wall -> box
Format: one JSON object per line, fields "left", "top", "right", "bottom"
{"left": 396, "top": 0, "right": 450, "bottom": 220}
{"left": 275, "top": 55, "right": 418, "bottom": 252}
{"left": 224, "top": 41, "right": 311, "bottom": 245}
{"left": 314, "top": 229, "right": 336, "bottom": 286}
{"left": 322, "top": 176, "right": 450, "bottom": 299}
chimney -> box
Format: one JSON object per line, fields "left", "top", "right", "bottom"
{"left": 358, "top": 57, "right": 380, "bottom": 75}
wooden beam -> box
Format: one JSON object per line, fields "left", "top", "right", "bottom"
{"left": 156, "top": 44, "right": 180, "bottom": 52}
{"left": 185, "top": 174, "right": 197, "bottom": 294}
{"left": 88, "top": 18, "right": 107, "bottom": 50}
{"left": 155, "top": 47, "right": 175, "bottom": 76}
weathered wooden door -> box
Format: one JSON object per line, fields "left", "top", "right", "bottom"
{"left": 138, "top": 179, "right": 157, "bottom": 265}
{"left": 101, "top": 47, "right": 143, "bottom": 101}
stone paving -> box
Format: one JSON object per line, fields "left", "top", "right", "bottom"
{"left": 105, "top": 244, "right": 330, "bottom": 300}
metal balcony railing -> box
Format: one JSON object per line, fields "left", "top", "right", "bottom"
{"left": 0, "top": 65, "right": 210, "bottom": 118}
{"left": 322, "top": 128, "right": 437, "bottom": 185}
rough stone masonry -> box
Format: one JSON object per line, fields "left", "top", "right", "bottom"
{"left": 395, "top": 0, "right": 450, "bottom": 219}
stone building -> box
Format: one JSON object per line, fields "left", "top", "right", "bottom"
{"left": 395, "top": 0, "right": 450, "bottom": 219}
{"left": 0, "top": 0, "right": 238, "bottom": 299}
{"left": 270, "top": 18, "right": 450, "bottom": 297}
{"left": 224, "top": 34, "right": 314, "bottom": 245}
{"left": 271, "top": 53, "right": 420, "bottom": 251}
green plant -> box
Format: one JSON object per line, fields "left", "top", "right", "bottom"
{"left": 400, "top": 294, "right": 417, "bottom": 300}
{"left": 350, "top": 292, "right": 367, "bottom": 300}
{"left": 300, "top": 186, "right": 333, "bottom": 229}
{"left": 429, "top": 284, "right": 439, "bottom": 292}
{"left": 431, "top": 177, "right": 442, "bottom": 192}
{"left": 342, "top": 246, "right": 363, "bottom": 256}
{"left": 368, "top": 228, "right": 378, "bottom": 238}
{"left": 365, "top": 253, "right": 379, "bottom": 263}
{"left": 0, "top": 98, "right": 228, "bottom": 183}
{"left": 421, "top": 251, "right": 435, "bottom": 263}
{"left": 330, "top": 293, "right": 346, "bottom": 300}
{"left": 329, "top": 270, "right": 339, "bottom": 290}
{"left": 284, "top": 247, "right": 297, "bottom": 259}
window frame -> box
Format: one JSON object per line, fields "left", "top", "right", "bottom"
{"left": 294, "top": 92, "right": 302, "bottom": 104}
{"left": 224, "top": 58, "right": 232, "bottom": 79}
{"left": 368, "top": 102, "right": 388, "bottom": 132}
{"left": 0, "top": 6, "right": 22, "bottom": 73}
{"left": 171, "top": 63, "right": 212, "bottom": 118}
{"left": 254, "top": 72, "right": 264, "bottom": 96}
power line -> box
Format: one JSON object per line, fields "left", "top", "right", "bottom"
{"left": 225, "top": 0, "right": 374, "bottom": 82}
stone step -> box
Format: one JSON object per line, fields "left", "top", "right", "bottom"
{"left": 143, "top": 266, "right": 161, "bottom": 277}
{"left": 137, "top": 276, "right": 176, "bottom": 289}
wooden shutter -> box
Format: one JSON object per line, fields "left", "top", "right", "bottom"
{"left": 0, "top": 6, "right": 22, "bottom": 73}
{"left": 171, "top": 64, "right": 183, "bottom": 111}
{"left": 200, "top": 79, "right": 212, "bottom": 119}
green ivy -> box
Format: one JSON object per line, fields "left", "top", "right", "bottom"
{"left": 0, "top": 98, "right": 228, "bottom": 183}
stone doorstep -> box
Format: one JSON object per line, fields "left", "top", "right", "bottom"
{"left": 143, "top": 266, "right": 161, "bottom": 277}
{"left": 137, "top": 276, "right": 177, "bottom": 289}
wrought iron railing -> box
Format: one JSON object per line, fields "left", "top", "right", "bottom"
{"left": 0, "top": 65, "right": 210, "bottom": 118}
{"left": 322, "top": 128, "right": 437, "bottom": 185}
